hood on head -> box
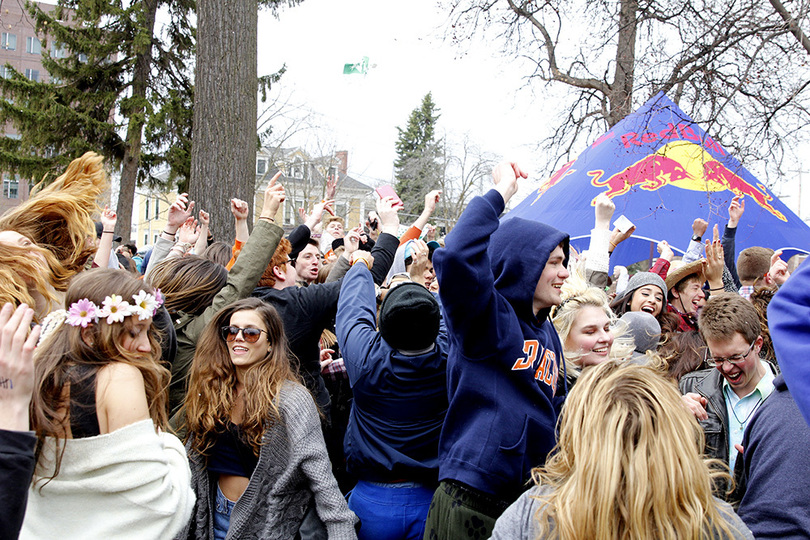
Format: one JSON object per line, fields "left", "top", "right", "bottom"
{"left": 489, "top": 217, "right": 569, "bottom": 321}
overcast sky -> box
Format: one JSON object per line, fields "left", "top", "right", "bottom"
{"left": 256, "top": 0, "right": 553, "bottom": 189}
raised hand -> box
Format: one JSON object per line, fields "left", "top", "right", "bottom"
{"left": 167, "top": 193, "right": 195, "bottom": 232}
{"left": 594, "top": 193, "right": 615, "bottom": 229}
{"left": 230, "top": 198, "right": 249, "bottom": 221}
{"left": 767, "top": 249, "right": 790, "bottom": 285}
{"left": 343, "top": 227, "right": 362, "bottom": 256}
{"left": 728, "top": 195, "right": 745, "bottom": 228}
{"left": 492, "top": 161, "right": 527, "bottom": 205}
{"left": 692, "top": 218, "right": 708, "bottom": 239}
{"left": 376, "top": 196, "right": 401, "bottom": 235}
{"left": 657, "top": 240, "right": 674, "bottom": 262}
{"left": 0, "top": 302, "right": 40, "bottom": 430}
{"left": 260, "top": 171, "right": 285, "bottom": 220}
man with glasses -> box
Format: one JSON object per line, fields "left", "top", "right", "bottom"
{"left": 679, "top": 292, "right": 777, "bottom": 495}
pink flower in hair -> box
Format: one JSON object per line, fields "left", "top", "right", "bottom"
{"left": 99, "top": 294, "right": 131, "bottom": 324}
{"left": 66, "top": 298, "right": 98, "bottom": 328}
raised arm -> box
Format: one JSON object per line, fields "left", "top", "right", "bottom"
{"left": 193, "top": 210, "right": 210, "bottom": 255}
{"left": 336, "top": 262, "right": 379, "bottom": 377}
{"left": 231, "top": 198, "right": 250, "bottom": 244}
{"left": 434, "top": 161, "right": 527, "bottom": 359}
{"left": 682, "top": 218, "right": 708, "bottom": 264}
{"left": 93, "top": 206, "right": 119, "bottom": 269}
{"left": 400, "top": 190, "right": 441, "bottom": 245}
{"left": 145, "top": 193, "right": 194, "bottom": 279}
{"left": 724, "top": 195, "right": 745, "bottom": 289}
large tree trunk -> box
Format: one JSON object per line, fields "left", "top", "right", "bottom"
{"left": 116, "top": 0, "right": 159, "bottom": 244}
{"left": 189, "top": 0, "right": 258, "bottom": 243}
{"left": 607, "top": 0, "right": 638, "bottom": 127}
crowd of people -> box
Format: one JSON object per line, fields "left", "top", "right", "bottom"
{"left": 1, "top": 152, "right": 809, "bottom": 539}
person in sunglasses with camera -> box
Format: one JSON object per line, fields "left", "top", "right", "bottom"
{"left": 679, "top": 292, "right": 778, "bottom": 499}
{"left": 177, "top": 297, "right": 357, "bottom": 540}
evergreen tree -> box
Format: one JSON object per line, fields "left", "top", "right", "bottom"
{"left": 394, "top": 92, "right": 442, "bottom": 215}
{"left": 0, "top": 0, "right": 194, "bottom": 241}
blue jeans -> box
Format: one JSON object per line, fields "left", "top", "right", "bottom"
{"left": 213, "top": 483, "right": 236, "bottom": 540}
{"left": 348, "top": 480, "right": 434, "bottom": 540}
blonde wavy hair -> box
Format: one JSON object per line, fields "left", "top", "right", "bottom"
{"left": 552, "top": 267, "right": 634, "bottom": 379}
{"left": 0, "top": 152, "right": 107, "bottom": 281}
{"left": 32, "top": 269, "right": 169, "bottom": 482}
{"left": 0, "top": 241, "right": 69, "bottom": 320}
{"left": 183, "top": 297, "right": 302, "bottom": 457}
{"left": 532, "top": 361, "right": 736, "bottom": 540}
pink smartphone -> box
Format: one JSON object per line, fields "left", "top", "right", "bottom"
{"left": 375, "top": 185, "right": 404, "bottom": 208}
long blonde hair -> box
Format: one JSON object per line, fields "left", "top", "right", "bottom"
{"left": 0, "top": 241, "right": 68, "bottom": 320}
{"left": 553, "top": 268, "right": 634, "bottom": 379}
{"left": 32, "top": 269, "right": 170, "bottom": 481}
{"left": 183, "top": 298, "right": 301, "bottom": 457}
{"left": 532, "top": 361, "right": 736, "bottom": 540}
{"left": 0, "top": 152, "right": 107, "bottom": 281}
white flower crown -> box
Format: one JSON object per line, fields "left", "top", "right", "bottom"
{"left": 65, "top": 289, "right": 164, "bottom": 328}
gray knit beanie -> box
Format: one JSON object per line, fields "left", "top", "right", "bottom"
{"left": 620, "top": 311, "right": 662, "bottom": 353}
{"left": 616, "top": 272, "right": 667, "bottom": 304}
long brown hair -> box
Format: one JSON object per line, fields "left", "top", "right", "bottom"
{"left": 147, "top": 255, "right": 228, "bottom": 316}
{"left": 183, "top": 297, "right": 300, "bottom": 457}
{"left": 532, "top": 361, "right": 736, "bottom": 540}
{"left": 32, "top": 269, "right": 170, "bottom": 480}
{"left": 0, "top": 152, "right": 106, "bottom": 279}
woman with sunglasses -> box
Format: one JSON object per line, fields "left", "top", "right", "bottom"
{"left": 147, "top": 173, "right": 286, "bottom": 415}
{"left": 177, "top": 297, "right": 357, "bottom": 540}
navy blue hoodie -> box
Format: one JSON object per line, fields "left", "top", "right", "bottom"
{"left": 433, "top": 189, "right": 568, "bottom": 502}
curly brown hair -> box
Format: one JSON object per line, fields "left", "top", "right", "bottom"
{"left": 183, "top": 297, "right": 302, "bottom": 457}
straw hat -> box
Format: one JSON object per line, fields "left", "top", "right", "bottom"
{"left": 664, "top": 260, "right": 705, "bottom": 292}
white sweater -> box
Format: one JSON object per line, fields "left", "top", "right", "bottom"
{"left": 21, "top": 419, "right": 195, "bottom": 540}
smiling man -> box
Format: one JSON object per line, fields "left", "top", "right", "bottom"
{"left": 679, "top": 292, "right": 777, "bottom": 493}
{"left": 425, "top": 161, "right": 570, "bottom": 540}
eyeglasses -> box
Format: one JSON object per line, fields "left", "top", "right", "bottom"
{"left": 704, "top": 340, "right": 756, "bottom": 367}
{"left": 220, "top": 326, "right": 268, "bottom": 343}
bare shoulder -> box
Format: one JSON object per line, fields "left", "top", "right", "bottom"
{"left": 96, "top": 362, "right": 150, "bottom": 434}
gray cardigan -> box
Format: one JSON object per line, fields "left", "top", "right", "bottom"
{"left": 177, "top": 382, "right": 357, "bottom": 540}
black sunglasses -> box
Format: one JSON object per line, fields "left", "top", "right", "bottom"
{"left": 220, "top": 326, "right": 268, "bottom": 343}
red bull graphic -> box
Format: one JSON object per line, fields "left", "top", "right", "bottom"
{"left": 505, "top": 91, "right": 808, "bottom": 269}
{"left": 589, "top": 141, "right": 787, "bottom": 222}
{"left": 702, "top": 161, "right": 785, "bottom": 221}
{"left": 530, "top": 160, "right": 576, "bottom": 205}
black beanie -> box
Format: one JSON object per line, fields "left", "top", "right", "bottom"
{"left": 379, "top": 282, "right": 441, "bottom": 351}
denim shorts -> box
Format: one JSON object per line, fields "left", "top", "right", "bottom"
{"left": 213, "top": 483, "right": 237, "bottom": 540}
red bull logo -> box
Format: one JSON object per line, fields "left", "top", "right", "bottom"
{"left": 589, "top": 141, "right": 787, "bottom": 222}
{"left": 530, "top": 160, "right": 576, "bottom": 206}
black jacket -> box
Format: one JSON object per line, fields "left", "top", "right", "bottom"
{"left": 252, "top": 232, "right": 398, "bottom": 416}
{"left": 0, "top": 429, "right": 36, "bottom": 538}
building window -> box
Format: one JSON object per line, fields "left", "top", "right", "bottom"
{"left": 145, "top": 199, "right": 150, "bottom": 220}
{"left": 143, "top": 233, "right": 148, "bottom": 246}
{"left": 77, "top": 52, "right": 87, "bottom": 63}
{"left": 286, "top": 199, "right": 304, "bottom": 225}
{"left": 256, "top": 158, "right": 267, "bottom": 175}
{"left": 154, "top": 198, "right": 160, "bottom": 218}
{"left": 26, "top": 37, "right": 41, "bottom": 54}
{"left": 1, "top": 33, "right": 17, "bottom": 50}
{"left": 24, "top": 69, "right": 39, "bottom": 82}
{"left": 51, "top": 43, "right": 65, "bottom": 58}
{"left": 3, "top": 176, "right": 19, "bottom": 199}
{"left": 291, "top": 159, "right": 303, "bottom": 179}
{"left": 153, "top": 234, "right": 158, "bottom": 244}
{"left": 0, "top": 66, "right": 11, "bottom": 79}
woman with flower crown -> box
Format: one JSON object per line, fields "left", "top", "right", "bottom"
{"left": 19, "top": 268, "right": 195, "bottom": 539}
